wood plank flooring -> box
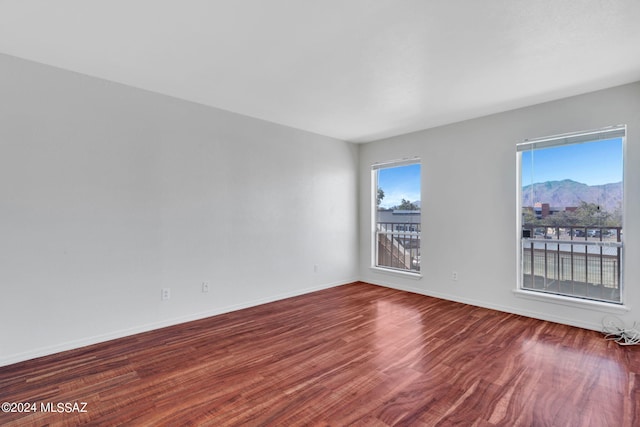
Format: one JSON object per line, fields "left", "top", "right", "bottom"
{"left": 1, "top": 282, "right": 638, "bottom": 426}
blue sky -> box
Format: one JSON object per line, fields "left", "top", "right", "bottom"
{"left": 376, "top": 138, "right": 621, "bottom": 209}
{"left": 377, "top": 163, "right": 421, "bottom": 209}
{"left": 521, "top": 138, "right": 623, "bottom": 186}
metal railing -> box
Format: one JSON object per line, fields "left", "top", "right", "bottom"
{"left": 521, "top": 225, "right": 622, "bottom": 303}
{"left": 376, "top": 222, "right": 421, "bottom": 272}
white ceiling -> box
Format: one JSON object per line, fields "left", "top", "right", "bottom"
{"left": 1, "top": 1, "right": 640, "bottom": 142}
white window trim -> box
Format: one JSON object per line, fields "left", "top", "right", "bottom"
{"left": 515, "top": 125, "right": 626, "bottom": 306}
{"left": 369, "top": 266, "right": 423, "bottom": 279}
{"left": 372, "top": 158, "right": 422, "bottom": 276}
{"left": 513, "top": 289, "right": 630, "bottom": 314}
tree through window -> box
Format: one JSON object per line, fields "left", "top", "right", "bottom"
{"left": 373, "top": 160, "right": 421, "bottom": 273}
{"left": 518, "top": 126, "right": 625, "bottom": 303}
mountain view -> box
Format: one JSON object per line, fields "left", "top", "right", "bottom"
{"left": 522, "top": 179, "right": 622, "bottom": 212}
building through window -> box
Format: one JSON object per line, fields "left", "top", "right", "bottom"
{"left": 372, "top": 159, "right": 421, "bottom": 274}
{"left": 517, "top": 126, "right": 625, "bottom": 303}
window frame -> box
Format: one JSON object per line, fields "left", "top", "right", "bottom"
{"left": 371, "top": 158, "right": 422, "bottom": 277}
{"left": 515, "top": 125, "right": 626, "bottom": 306}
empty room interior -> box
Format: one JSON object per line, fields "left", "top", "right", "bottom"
{"left": 2, "top": 2, "right": 640, "bottom": 426}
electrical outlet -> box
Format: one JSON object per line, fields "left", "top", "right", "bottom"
{"left": 452, "top": 271, "right": 458, "bottom": 281}
{"left": 314, "top": 264, "right": 319, "bottom": 273}
{"left": 161, "top": 288, "right": 171, "bottom": 301}
{"left": 202, "top": 281, "right": 210, "bottom": 293}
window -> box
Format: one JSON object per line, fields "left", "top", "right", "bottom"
{"left": 517, "top": 126, "right": 625, "bottom": 304}
{"left": 372, "top": 159, "right": 421, "bottom": 274}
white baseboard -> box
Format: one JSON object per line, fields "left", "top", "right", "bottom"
{"left": 5, "top": 277, "right": 607, "bottom": 367}
{"left": 0, "top": 278, "right": 355, "bottom": 367}
{"left": 363, "top": 278, "right": 604, "bottom": 332}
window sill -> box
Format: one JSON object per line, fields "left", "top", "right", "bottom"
{"left": 513, "top": 289, "right": 630, "bottom": 314}
{"left": 370, "top": 266, "right": 422, "bottom": 280}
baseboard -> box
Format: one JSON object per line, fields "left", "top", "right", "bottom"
{"left": 0, "top": 278, "right": 355, "bottom": 367}
{"left": 362, "top": 278, "right": 604, "bottom": 332}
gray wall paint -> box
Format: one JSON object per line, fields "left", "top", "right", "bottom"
{"left": 359, "top": 82, "right": 640, "bottom": 331}
{"left": 0, "top": 54, "right": 359, "bottom": 365}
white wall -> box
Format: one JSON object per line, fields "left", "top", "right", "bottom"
{"left": 0, "top": 54, "right": 359, "bottom": 366}
{"left": 359, "top": 82, "right": 640, "bottom": 331}
{"left": 2, "top": 51, "right": 637, "bottom": 367}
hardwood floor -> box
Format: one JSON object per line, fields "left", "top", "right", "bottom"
{"left": 1, "top": 282, "right": 638, "bottom": 426}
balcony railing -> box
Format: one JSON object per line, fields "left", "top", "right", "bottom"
{"left": 521, "top": 225, "right": 622, "bottom": 303}
{"left": 376, "top": 222, "right": 421, "bottom": 272}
